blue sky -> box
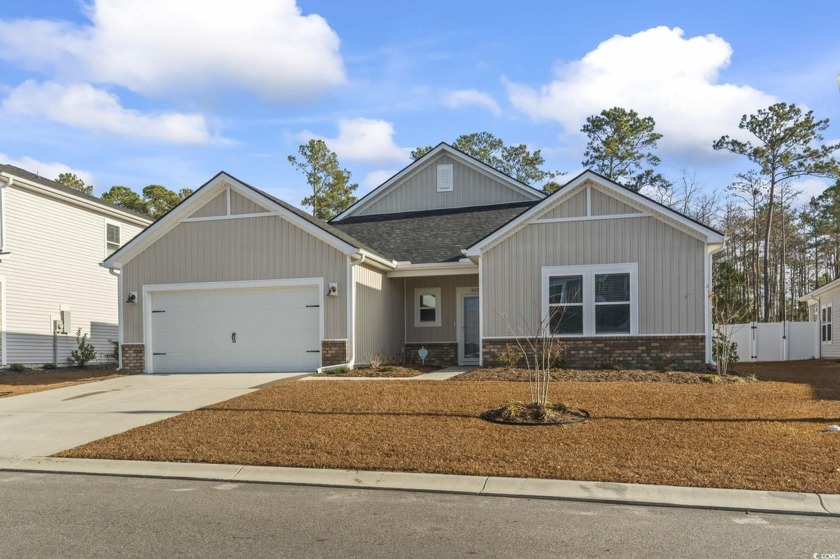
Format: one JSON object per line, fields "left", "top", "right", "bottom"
{"left": 0, "top": 0, "right": 838, "bottom": 208}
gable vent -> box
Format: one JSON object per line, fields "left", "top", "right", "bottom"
{"left": 437, "top": 164, "right": 453, "bottom": 192}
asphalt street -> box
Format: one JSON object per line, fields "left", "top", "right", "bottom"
{"left": 0, "top": 472, "right": 837, "bottom": 558}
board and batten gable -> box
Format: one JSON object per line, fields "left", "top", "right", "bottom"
{"left": 2, "top": 183, "right": 146, "bottom": 364}
{"left": 481, "top": 179, "right": 707, "bottom": 337}
{"left": 352, "top": 153, "right": 540, "bottom": 217}
{"left": 121, "top": 208, "right": 349, "bottom": 345}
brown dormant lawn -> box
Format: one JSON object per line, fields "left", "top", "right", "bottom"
{"left": 1, "top": 368, "right": 122, "bottom": 398}
{"left": 58, "top": 361, "right": 840, "bottom": 494}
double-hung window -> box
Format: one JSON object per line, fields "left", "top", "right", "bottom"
{"left": 542, "top": 264, "right": 637, "bottom": 336}
{"left": 821, "top": 303, "right": 832, "bottom": 344}
{"left": 106, "top": 223, "right": 121, "bottom": 256}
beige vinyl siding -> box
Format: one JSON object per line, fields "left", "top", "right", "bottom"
{"left": 482, "top": 215, "right": 705, "bottom": 337}
{"left": 189, "top": 192, "right": 227, "bottom": 218}
{"left": 356, "top": 154, "right": 537, "bottom": 216}
{"left": 542, "top": 189, "right": 587, "bottom": 218}
{"left": 121, "top": 215, "right": 348, "bottom": 343}
{"left": 821, "top": 287, "right": 840, "bottom": 359}
{"left": 231, "top": 190, "right": 268, "bottom": 215}
{"left": 3, "top": 185, "right": 145, "bottom": 364}
{"left": 591, "top": 187, "right": 641, "bottom": 216}
{"left": 353, "top": 264, "right": 404, "bottom": 362}
{"left": 404, "top": 275, "right": 478, "bottom": 343}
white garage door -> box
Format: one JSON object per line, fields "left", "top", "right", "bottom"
{"left": 149, "top": 285, "right": 321, "bottom": 373}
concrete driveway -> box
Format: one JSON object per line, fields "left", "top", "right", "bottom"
{"left": 0, "top": 373, "right": 304, "bottom": 458}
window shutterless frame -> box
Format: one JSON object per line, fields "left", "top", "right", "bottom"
{"left": 541, "top": 263, "right": 638, "bottom": 336}
{"left": 105, "top": 222, "right": 121, "bottom": 257}
{"left": 821, "top": 303, "right": 832, "bottom": 344}
{"left": 414, "top": 287, "right": 441, "bottom": 327}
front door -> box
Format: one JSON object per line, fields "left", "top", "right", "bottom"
{"left": 457, "top": 288, "right": 480, "bottom": 365}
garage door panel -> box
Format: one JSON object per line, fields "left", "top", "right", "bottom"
{"left": 150, "top": 284, "right": 322, "bottom": 373}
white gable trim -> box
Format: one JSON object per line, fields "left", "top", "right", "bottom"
{"left": 332, "top": 143, "right": 545, "bottom": 221}
{"left": 465, "top": 171, "right": 724, "bottom": 256}
{"left": 799, "top": 277, "right": 840, "bottom": 303}
{"left": 102, "top": 173, "right": 360, "bottom": 269}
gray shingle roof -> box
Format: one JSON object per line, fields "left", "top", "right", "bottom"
{"left": 0, "top": 163, "right": 152, "bottom": 221}
{"left": 330, "top": 202, "right": 536, "bottom": 263}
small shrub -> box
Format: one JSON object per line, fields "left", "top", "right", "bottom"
{"left": 68, "top": 328, "right": 97, "bottom": 368}
{"left": 380, "top": 366, "right": 397, "bottom": 373}
{"left": 739, "top": 373, "right": 758, "bottom": 383}
{"left": 651, "top": 352, "right": 675, "bottom": 372}
{"left": 700, "top": 373, "right": 719, "bottom": 384}
{"left": 104, "top": 339, "right": 119, "bottom": 362}
{"left": 500, "top": 401, "right": 523, "bottom": 421}
{"left": 326, "top": 367, "right": 350, "bottom": 375}
{"left": 8, "top": 363, "right": 26, "bottom": 372}
{"left": 366, "top": 353, "right": 383, "bottom": 369}
{"left": 42, "top": 363, "right": 57, "bottom": 370}
{"left": 496, "top": 344, "right": 521, "bottom": 369}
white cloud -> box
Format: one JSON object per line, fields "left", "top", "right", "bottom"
{"left": 302, "top": 118, "right": 410, "bottom": 165}
{"left": 790, "top": 177, "right": 832, "bottom": 204}
{"left": 505, "top": 26, "right": 777, "bottom": 156}
{"left": 2, "top": 81, "right": 211, "bottom": 144}
{"left": 0, "top": 153, "right": 95, "bottom": 186}
{"left": 0, "top": 0, "right": 344, "bottom": 99}
{"left": 363, "top": 169, "right": 397, "bottom": 190}
{"left": 442, "top": 89, "right": 502, "bottom": 116}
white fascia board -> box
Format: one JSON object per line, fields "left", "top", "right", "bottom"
{"left": 104, "top": 172, "right": 364, "bottom": 269}
{"left": 799, "top": 277, "right": 840, "bottom": 302}
{"left": 332, "top": 144, "right": 545, "bottom": 222}
{"left": 3, "top": 171, "right": 152, "bottom": 228}
{"left": 388, "top": 261, "right": 478, "bottom": 278}
{"left": 466, "top": 171, "right": 724, "bottom": 255}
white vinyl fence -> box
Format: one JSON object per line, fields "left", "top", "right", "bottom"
{"left": 721, "top": 321, "right": 819, "bottom": 362}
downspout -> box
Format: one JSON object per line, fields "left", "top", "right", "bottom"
{"left": 317, "top": 252, "right": 365, "bottom": 373}
{"left": 706, "top": 242, "right": 726, "bottom": 365}
{"left": 109, "top": 268, "right": 123, "bottom": 370}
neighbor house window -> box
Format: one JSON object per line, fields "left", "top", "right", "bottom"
{"left": 414, "top": 287, "right": 441, "bottom": 327}
{"left": 821, "top": 303, "right": 832, "bottom": 344}
{"left": 542, "top": 264, "right": 637, "bottom": 336}
{"left": 106, "top": 223, "right": 121, "bottom": 256}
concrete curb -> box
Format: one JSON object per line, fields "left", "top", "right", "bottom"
{"left": 1, "top": 456, "right": 836, "bottom": 517}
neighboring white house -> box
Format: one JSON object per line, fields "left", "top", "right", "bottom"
{"left": 0, "top": 164, "right": 152, "bottom": 366}
{"left": 800, "top": 277, "right": 840, "bottom": 360}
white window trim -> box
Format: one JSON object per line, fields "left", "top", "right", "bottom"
{"left": 821, "top": 302, "right": 832, "bottom": 345}
{"left": 541, "top": 263, "right": 639, "bottom": 337}
{"left": 414, "top": 287, "right": 442, "bottom": 328}
{"left": 105, "top": 220, "right": 121, "bottom": 258}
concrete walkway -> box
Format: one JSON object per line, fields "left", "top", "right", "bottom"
{"left": 0, "top": 373, "right": 304, "bottom": 457}
{"left": 1, "top": 456, "right": 837, "bottom": 517}
{"left": 303, "top": 366, "right": 473, "bottom": 382}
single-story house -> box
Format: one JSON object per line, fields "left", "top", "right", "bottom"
{"left": 799, "top": 278, "right": 839, "bottom": 359}
{"left": 103, "top": 143, "right": 724, "bottom": 373}
{"left": 0, "top": 164, "right": 151, "bottom": 366}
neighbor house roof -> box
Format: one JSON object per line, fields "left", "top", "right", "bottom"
{"left": 331, "top": 201, "right": 537, "bottom": 263}
{"left": 0, "top": 163, "right": 152, "bottom": 222}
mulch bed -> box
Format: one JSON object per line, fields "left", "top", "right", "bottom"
{"left": 322, "top": 365, "right": 437, "bottom": 378}
{"left": 58, "top": 375, "right": 840, "bottom": 494}
{"left": 452, "top": 367, "right": 755, "bottom": 384}
{"left": 0, "top": 368, "right": 122, "bottom": 398}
